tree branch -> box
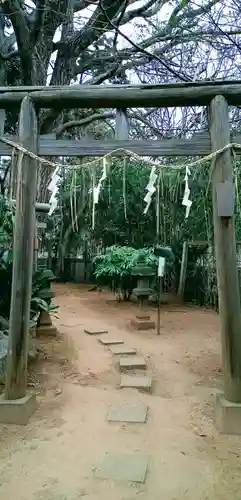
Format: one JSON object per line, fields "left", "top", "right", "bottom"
{"left": 113, "top": 0, "right": 128, "bottom": 52}
{"left": 116, "top": 0, "right": 166, "bottom": 25}
{"left": 99, "top": 0, "right": 191, "bottom": 82}
{"left": 1, "top": 0, "right": 33, "bottom": 83}
{"left": 73, "top": 23, "right": 241, "bottom": 79}
{"left": 86, "top": 64, "right": 120, "bottom": 84}
{"left": 30, "top": 0, "right": 46, "bottom": 45}
{"left": 54, "top": 0, "right": 124, "bottom": 56}
{"left": 56, "top": 111, "right": 115, "bottom": 137}
{"left": 1, "top": 1, "right": 30, "bottom": 50}
{"left": 55, "top": 108, "right": 164, "bottom": 139}
{"left": 71, "top": 0, "right": 99, "bottom": 10}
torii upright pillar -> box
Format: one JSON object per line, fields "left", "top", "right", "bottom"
{"left": 0, "top": 96, "right": 38, "bottom": 424}
{"left": 210, "top": 95, "right": 241, "bottom": 433}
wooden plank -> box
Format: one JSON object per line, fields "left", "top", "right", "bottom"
{"left": 177, "top": 241, "right": 188, "bottom": 301}
{"left": 0, "top": 133, "right": 214, "bottom": 157}
{"left": 11, "top": 199, "right": 50, "bottom": 213}
{"left": 1, "top": 81, "right": 241, "bottom": 107}
{"left": 0, "top": 136, "right": 211, "bottom": 157}
{"left": 189, "top": 240, "right": 241, "bottom": 246}
{"left": 5, "top": 96, "right": 38, "bottom": 400}
{"left": 0, "top": 80, "right": 241, "bottom": 93}
{"left": 187, "top": 241, "right": 209, "bottom": 246}
{"left": 0, "top": 109, "right": 5, "bottom": 188}
{"left": 0, "top": 109, "right": 5, "bottom": 136}
{"left": 0, "top": 132, "right": 240, "bottom": 158}
{"left": 36, "top": 221, "right": 47, "bottom": 229}
{"left": 115, "top": 109, "right": 129, "bottom": 140}
{"left": 216, "top": 181, "right": 235, "bottom": 217}
{"left": 210, "top": 95, "right": 241, "bottom": 403}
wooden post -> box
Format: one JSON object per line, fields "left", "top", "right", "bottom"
{"left": 210, "top": 95, "right": 241, "bottom": 403}
{"left": 177, "top": 241, "right": 188, "bottom": 301}
{"left": 11, "top": 200, "right": 51, "bottom": 212}
{"left": 0, "top": 109, "right": 5, "bottom": 193}
{"left": 115, "top": 109, "right": 129, "bottom": 140}
{"left": 5, "top": 96, "right": 38, "bottom": 400}
{"left": 116, "top": 109, "right": 129, "bottom": 220}
{"left": 156, "top": 173, "right": 160, "bottom": 241}
{"left": 157, "top": 276, "right": 162, "bottom": 336}
{"left": 0, "top": 109, "right": 5, "bottom": 137}
{"left": 33, "top": 231, "right": 38, "bottom": 272}
{"left": 47, "top": 236, "right": 52, "bottom": 270}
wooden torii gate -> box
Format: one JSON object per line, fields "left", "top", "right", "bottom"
{"left": 0, "top": 81, "right": 240, "bottom": 432}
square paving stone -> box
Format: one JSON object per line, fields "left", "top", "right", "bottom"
{"left": 120, "top": 375, "right": 152, "bottom": 393}
{"left": 107, "top": 402, "right": 148, "bottom": 423}
{"left": 109, "top": 345, "right": 137, "bottom": 355}
{"left": 119, "top": 356, "right": 147, "bottom": 371}
{"left": 95, "top": 453, "right": 149, "bottom": 483}
{"left": 84, "top": 328, "right": 108, "bottom": 335}
{"left": 99, "top": 335, "right": 124, "bottom": 345}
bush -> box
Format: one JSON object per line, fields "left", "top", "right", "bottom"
{"left": 0, "top": 261, "right": 57, "bottom": 328}
{"left": 93, "top": 245, "right": 158, "bottom": 300}
{"left": 0, "top": 195, "right": 58, "bottom": 327}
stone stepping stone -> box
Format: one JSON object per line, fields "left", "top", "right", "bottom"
{"left": 119, "top": 356, "right": 147, "bottom": 371}
{"left": 95, "top": 453, "right": 149, "bottom": 483}
{"left": 109, "top": 345, "right": 137, "bottom": 355}
{"left": 99, "top": 335, "right": 124, "bottom": 346}
{"left": 107, "top": 402, "right": 148, "bottom": 423}
{"left": 84, "top": 328, "right": 108, "bottom": 335}
{"left": 120, "top": 375, "right": 152, "bottom": 393}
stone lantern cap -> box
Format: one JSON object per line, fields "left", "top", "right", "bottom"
{"left": 131, "top": 251, "right": 155, "bottom": 298}
{"left": 131, "top": 251, "right": 155, "bottom": 277}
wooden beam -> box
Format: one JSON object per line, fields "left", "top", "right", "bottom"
{"left": 11, "top": 199, "right": 51, "bottom": 213}
{"left": 5, "top": 96, "right": 38, "bottom": 400}
{"left": 34, "top": 202, "right": 51, "bottom": 213}
{"left": 115, "top": 109, "right": 129, "bottom": 140}
{"left": 177, "top": 241, "right": 188, "bottom": 301}
{"left": 0, "top": 109, "right": 6, "bottom": 186}
{"left": 0, "top": 132, "right": 222, "bottom": 158}
{"left": 210, "top": 95, "right": 241, "bottom": 404}
{"left": 0, "top": 132, "right": 240, "bottom": 158}
{"left": 1, "top": 80, "right": 241, "bottom": 93}
{"left": 1, "top": 81, "right": 241, "bottom": 108}
{"left": 36, "top": 222, "right": 47, "bottom": 229}
{"left": 0, "top": 135, "right": 211, "bottom": 157}
{"left": 0, "top": 109, "right": 5, "bottom": 137}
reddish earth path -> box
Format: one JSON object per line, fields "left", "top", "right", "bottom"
{"left": 0, "top": 283, "right": 240, "bottom": 500}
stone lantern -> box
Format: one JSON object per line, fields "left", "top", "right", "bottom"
{"left": 36, "top": 272, "right": 57, "bottom": 337}
{"left": 131, "top": 251, "right": 155, "bottom": 330}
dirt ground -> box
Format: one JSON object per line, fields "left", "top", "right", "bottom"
{"left": 0, "top": 284, "right": 241, "bottom": 500}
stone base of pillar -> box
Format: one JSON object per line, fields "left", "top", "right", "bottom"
{"left": 36, "top": 324, "right": 57, "bottom": 337}
{"left": 36, "top": 310, "right": 57, "bottom": 337}
{"left": 215, "top": 392, "right": 241, "bottom": 434}
{"left": 28, "top": 326, "right": 37, "bottom": 359}
{"left": 0, "top": 393, "right": 37, "bottom": 425}
{"left": 39, "top": 310, "right": 52, "bottom": 326}
{"left": 131, "top": 313, "right": 155, "bottom": 331}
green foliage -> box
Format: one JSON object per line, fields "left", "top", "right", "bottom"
{"left": 0, "top": 249, "right": 13, "bottom": 320}
{"left": 0, "top": 195, "right": 57, "bottom": 323}
{"left": 92, "top": 161, "right": 157, "bottom": 248}
{"left": 32, "top": 269, "right": 56, "bottom": 297}
{"left": 0, "top": 196, "right": 14, "bottom": 320}
{"left": 31, "top": 269, "right": 58, "bottom": 317}
{"left": 0, "top": 260, "right": 57, "bottom": 323}
{"left": 52, "top": 158, "right": 215, "bottom": 258}
{"left": 93, "top": 245, "right": 158, "bottom": 300}
{"left": 49, "top": 155, "right": 241, "bottom": 307}
{"left": 0, "top": 195, "right": 14, "bottom": 244}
